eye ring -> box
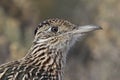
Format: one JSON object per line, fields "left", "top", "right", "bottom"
{"left": 51, "top": 27, "right": 58, "bottom": 32}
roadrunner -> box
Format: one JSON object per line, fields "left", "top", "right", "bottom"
{"left": 0, "top": 18, "right": 102, "bottom": 80}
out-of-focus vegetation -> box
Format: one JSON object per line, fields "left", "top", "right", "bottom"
{"left": 0, "top": 0, "right": 120, "bottom": 80}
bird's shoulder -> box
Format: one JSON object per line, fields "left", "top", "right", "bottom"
{"left": 0, "top": 60, "right": 44, "bottom": 80}
{"left": 0, "top": 60, "right": 20, "bottom": 69}
{"left": 0, "top": 60, "right": 21, "bottom": 79}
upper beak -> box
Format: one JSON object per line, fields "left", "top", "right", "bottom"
{"left": 72, "top": 25, "right": 102, "bottom": 34}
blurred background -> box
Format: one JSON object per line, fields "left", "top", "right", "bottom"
{"left": 0, "top": 0, "right": 120, "bottom": 80}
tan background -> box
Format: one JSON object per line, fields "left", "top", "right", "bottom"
{"left": 0, "top": 0, "right": 120, "bottom": 80}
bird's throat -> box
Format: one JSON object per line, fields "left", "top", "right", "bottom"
{"left": 24, "top": 42, "right": 65, "bottom": 80}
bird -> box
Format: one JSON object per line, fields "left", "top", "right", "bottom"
{"left": 0, "top": 18, "right": 102, "bottom": 80}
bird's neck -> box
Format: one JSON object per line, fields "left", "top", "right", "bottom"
{"left": 23, "top": 42, "right": 67, "bottom": 80}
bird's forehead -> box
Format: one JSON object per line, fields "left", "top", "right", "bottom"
{"left": 38, "top": 18, "right": 75, "bottom": 28}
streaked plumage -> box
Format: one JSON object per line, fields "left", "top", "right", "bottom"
{"left": 0, "top": 18, "right": 102, "bottom": 80}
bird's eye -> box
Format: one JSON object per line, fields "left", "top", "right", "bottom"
{"left": 51, "top": 27, "right": 58, "bottom": 32}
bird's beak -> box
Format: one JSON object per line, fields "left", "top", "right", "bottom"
{"left": 72, "top": 25, "right": 102, "bottom": 34}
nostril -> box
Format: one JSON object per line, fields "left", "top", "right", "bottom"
{"left": 73, "top": 26, "right": 77, "bottom": 29}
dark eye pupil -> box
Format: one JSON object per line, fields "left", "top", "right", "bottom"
{"left": 51, "top": 27, "right": 58, "bottom": 32}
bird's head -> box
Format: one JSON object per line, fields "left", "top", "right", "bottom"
{"left": 33, "top": 18, "right": 102, "bottom": 52}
